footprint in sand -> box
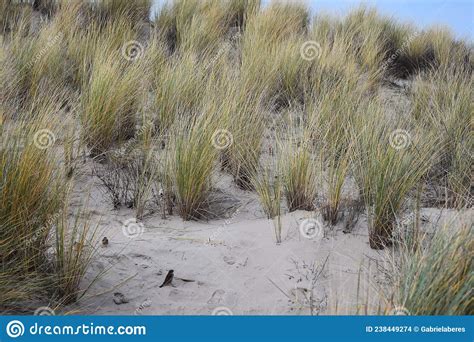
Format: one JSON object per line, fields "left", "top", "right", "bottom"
{"left": 207, "top": 289, "right": 226, "bottom": 304}
{"left": 113, "top": 292, "right": 129, "bottom": 305}
{"left": 168, "top": 289, "right": 198, "bottom": 302}
{"left": 223, "top": 256, "right": 236, "bottom": 265}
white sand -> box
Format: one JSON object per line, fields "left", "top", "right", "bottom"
{"left": 66, "top": 163, "right": 469, "bottom": 316}
{"left": 64, "top": 166, "right": 378, "bottom": 315}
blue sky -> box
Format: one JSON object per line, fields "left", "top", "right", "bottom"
{"left": 152, "top": 0, "right": 473, "bottom": 40}
{"left": 284, "top": 0, "right": 474, "bottom": 40}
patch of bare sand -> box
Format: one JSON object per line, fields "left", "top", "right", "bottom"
{"left": 67, "top": 165, "right": 470, "bottom": 315}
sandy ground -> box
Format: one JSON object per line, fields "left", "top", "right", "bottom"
{"left": 63, "top": 166, "right": 383, "bottom": 315}
{"left": 61, "top": 162, "right": 470, "bottom": 316}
